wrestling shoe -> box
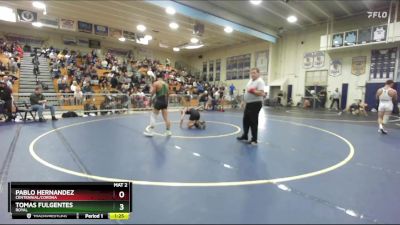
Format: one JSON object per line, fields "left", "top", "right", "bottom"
{"left": 378, "top": 128, "right": 388, "bottom": 134}
{"left": 165, "top": 130, "right": 172, "bottom": 136}
{"left": 143, "top": 127, "right": 154, "bottom": 137}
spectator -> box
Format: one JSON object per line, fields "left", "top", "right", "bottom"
{"left": 319, "top": 88, "right": 327, "bottom": 108}
{"left": 0, "top": 61, "right": 7, "bottom": 72}
{"left": 70, "top": 81, "right": 79, "bottom": 92}
{"left": 0, "top": 80, "right": 13, "bottom": 122}
{"left": 30, "top": 87, "right": 57, "bottom": 122}
{"left": 73, "top": 85, "right": 83, "bottom": 105}
{"left": 229, "top": 83, "right": 236, "bottom": 99}
{"left": 3, "top": 76, "right": 13, "bottom": 90}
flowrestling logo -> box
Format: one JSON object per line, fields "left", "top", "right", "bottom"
{"left": 367, "top": 11, "right": 388, "bottom": 19}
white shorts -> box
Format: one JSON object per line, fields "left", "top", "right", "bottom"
{"left": 378, "top": 101, "right": 393, "bottom": 112}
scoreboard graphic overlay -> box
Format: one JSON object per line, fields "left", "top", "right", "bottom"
{"left": 8, "top": 182, "right": 132, "bottom": 220}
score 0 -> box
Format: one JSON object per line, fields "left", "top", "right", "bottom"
{"left": 113, "top": 182, "right": 129, "bottom": 199}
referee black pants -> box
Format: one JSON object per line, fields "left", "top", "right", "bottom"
{"left": 242, "top": 101, "right": 262, "bottom": 141}
{"left": 330, "top": 99, "right": 340, "bottom": 110}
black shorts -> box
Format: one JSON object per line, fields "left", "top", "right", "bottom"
{"left": 154, "top": 96, "right": 168, "bottom": 110}
{"left": 189, "top": 110, "right": 200, "bottom": 121}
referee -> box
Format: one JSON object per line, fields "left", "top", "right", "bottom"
{"left": 237, "top": 68, "right": 265, "bottom": 145}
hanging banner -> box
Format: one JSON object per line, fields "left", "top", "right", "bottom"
{"left": 255, "top": 50, "right": 269, "bottom": 77}
{"left": 63, "top": 36, "right": 77, "bottom": 46}
{"left": 109, "top": 28, "right": 123, "bottom": 39}
{"left": 17, "top": 9, "right": 37, "bottom": 22}
{"left": 123, "top": 30, "right": 136, "bottom": 41}
{"left": 77, "top": 38, "right": 89, "bottom": 47}
{"left": 94, "top": 24, "right": 108, "bottom": 36}
{"left": 358, "top": 27, "right": 372, "bottom": 44}
{"left": 303, "top": 52, "right": 314, "bottom": 69}
{"left": 329, "top": 59, "right": 342, "bottom": 77}
{"left": 352, "top": 56, "right": 367, "bottom": 76}
{"left": 313, "top": 51, "right": 325, "bottom": 68}
{"left": 39, "top": 16, "right": 59, "bottom": 29}
{"left": 5, "top": 34, "right": 44, "bottom": 46}
{"left": 59, "top": 18, "right": 75, "bottom": 31}
{"left": 77, "top": 21, "right": 93, "bottom": 33}
{"left": 370, "top": 48, "right": 396, "bottom": 80}
{"left": 332, "top": 33, "right": 344, "bottom": 48}
{"left": 372, "top": 25, "right": 387, "bottom": 42}
{"left": 344, "top": 30, "right": 357, "bottom": 46}
{"left": 89, "top": 39, "right": 101, "bottom": 48}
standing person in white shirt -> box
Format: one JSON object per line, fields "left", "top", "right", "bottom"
{"left": 376, "top": 80, "right": 398, "bottom": 134}
{"left": 237, "top": 68, "right": 265, "bottom": 145}
{"left": 330, "top": 88, "right": 341, "bottom": 110}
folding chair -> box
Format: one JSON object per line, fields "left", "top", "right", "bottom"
{"left": 14, "top": 100, "right": 37, "bottom": 122}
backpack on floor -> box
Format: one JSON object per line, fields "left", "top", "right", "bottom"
{"left": 62, "top": 111, "right": 79, "bottom": 118}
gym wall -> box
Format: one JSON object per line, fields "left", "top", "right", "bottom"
{"left": 0, "top": 22, "right": 182, "bottom": 66}
{"left": 271, "top": 13, "right": 397, "bottom": 108}
{"left": 187, "top": 40, "right": 270, "bottom": 94}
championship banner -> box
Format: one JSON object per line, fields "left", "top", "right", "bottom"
{"left": 107, "top": 48, "right": 130, "bottom": 56}
{"left": 303, "top": 52, "right": 313, "bottom": 69}
{"left": 329, "top": 59, "right": 342, "bottom": 77}
{"left": 17, "top": 9, "right": 37, "bottom": 22}
{"left": 63, "top": 36, "right": 77, "bottom": 46}
{"left": 123, "top": 31, "right": 136, "bottom": 41}
{"left": 370, "top": 48, "right": 397, "bottom": 80}
{"left": 351, "top": 56, "right": 366, "bottom": 76}
{"left": 255, "top": 50, "right": 269, "bottom": 77}
{"left": 39, "top": 16, "right": 59, "bottom": 29}
{"left": 77, "top": 38, "right": 89, "bottom": 47}
{"left": 59, "top": 18, "right": 75, "bottom": 31}
{"left": 77, "top": 21, "right": 93, "bottom": 33}
{"left": 94, "top": 24, "right": 108, "bottom": 36}
{"left": 5, "top": 34, "right": 44, "bottom": 46}
{"left": 109, "top": 28, "right": 122, "bottom": 39}
{"left": 313, "top": 51, "right": 325, "bottom": 68}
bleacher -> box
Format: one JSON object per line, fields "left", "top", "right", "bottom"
{"left": 0, "top": 53, "right": 20, "bottom": 94}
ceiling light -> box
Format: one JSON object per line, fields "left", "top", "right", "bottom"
{"left": 173, "top": 47, "right": 180, "bottom": 52}
{"left": 144, "top": 35, "right": 152, "bottom": 40}
{"left": 159, "top": 42, "right": 169, "bottom": 48}
{"left": 184, "top": 44, "right": 204, "bottom": 49}
{"left": 136, "top": 38, "right": 149, "bottom": 45}
{"left": 119, "top": 37, "right": 126, "bottom": 42}
{"left": 224, "top": 26, "right": 233, "bottom": 33}
{"left": 137, "top": 24, "right": 146, "bottom": 32}
{"left": 190, "top": 37, "right": 199, "bottom": 44}
{"left": 166, "top": 7, "right": 176, "bottom": 15}
{"left": 0, "top": 6, "right": 16, "bottom": 23}
{"left": 32, "top": 22, "right": 43, "bottom": 27}
{"left": 287, "top": 15, "right": 298, "bottom": 23}
{"left": 169, "top": 22, "right": 179, "bottom": 30}
{"left": 250, "top": 0, "right": 262, "bottom": 5}
{"left": 32, "top": 1, "right": 46, "bottom": 9}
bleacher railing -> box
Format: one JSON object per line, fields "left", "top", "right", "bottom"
{"left": 11, "top": 92, "right": 243, "bottom": 115}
